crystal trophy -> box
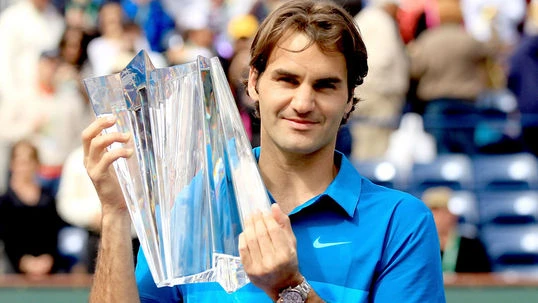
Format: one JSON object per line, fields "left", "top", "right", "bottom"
{"left": 83, "top": 50, "right": 271, "bottom": 293}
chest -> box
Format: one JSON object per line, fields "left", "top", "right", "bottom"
{"left": 9, "top": 186, "right": 40, "bottom": 206}
{"left": 292, "top": 214, "right": 383, "bottom": 291}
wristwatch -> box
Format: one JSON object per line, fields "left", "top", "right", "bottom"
{"left": 277, "top": 277, "right": 311, "bottom": 303}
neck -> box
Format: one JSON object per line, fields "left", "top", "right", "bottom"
{"left": 258, "top": 144, "right": 337, "bottom": 214}
{"left": 10, "top": 175, "right": 35, "bottom": 185}
{"left": 10, "top": 176, "right": 40, "bottom": 205}
{"left": 439, "top": 228, "right": 456, "bottom": 251}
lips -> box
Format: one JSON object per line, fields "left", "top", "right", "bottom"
{"left": 287, "top": 118, "right": 316, "bottom": 124}
{"left": 284, "top": 118, "right": 318, "bottom": 130}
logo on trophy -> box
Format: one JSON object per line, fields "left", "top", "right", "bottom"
{"left": 83, "top": 50, "right": 271, "bottom": 293}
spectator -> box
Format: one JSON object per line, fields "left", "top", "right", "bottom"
{"left": 57, "top": 142, "right": 140, "bottom": 273}
{"left": 352, "top": 0, "right": 409, "bottom": 160}
{"left": 57, "top": 145, "right": 102, "bottom": 273}
{"left": 58, "top": 25, "right": 94, "bottom": 79}
{"left": 227, "top": 13, "right": 259, "bottom": 53}
{"left": 86, "top": 1, "right": 127, "bottom": 76}
{"left": 0, "top": 0, "right": 64, "bottom": 102}
{"left": 33, "top": 50, "right": 90, "bottom": 196}
{"left": 166, "top": 24, "right": 215, "bottom": 65}
{"left": 0, "top": 50, "right": 89, "bottom": 196}
{"left": 121, "top": 0, "right": 176, "bottom": 53}
{"left": 0, "top": 140, "right": 68, "bottom": 276}
{"left": 408, "top": 0, "right": 495, "bottom": 154}
{"left": 226, "top": 15, "right": 261, "bottom": 146}
{"left": 122, "top": 21, "right": 168, "bottom": 68}
{"left": 507, "top": 0, "right": 538, "bottom": 157}
{"left": 227, "top": 48, "right": 260, "bottom": 147}
{"left": 63, "top": 0, "right": 101, "bottom": 32}
{"left": 87, "top": 2, "right": 166, "bottom": 76}
{"left": 422, "top": 186, "right": 491, "bottom": 273}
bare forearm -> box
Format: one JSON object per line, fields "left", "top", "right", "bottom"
{"left": 89, "top": 210, "right": 139, "bottom": 303}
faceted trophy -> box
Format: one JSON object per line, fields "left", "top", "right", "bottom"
{"left": 83, "top": 50, "right": 271, "bottom": 293}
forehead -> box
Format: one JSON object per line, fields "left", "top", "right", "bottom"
{"left": 265, "top": 32, "right": 347, "bottom": 78}
{"left": 13, "top": 144, "right": 34, "bottom": 157}
{"left": 101, "top": 3, "right": 122, "bottom": 17}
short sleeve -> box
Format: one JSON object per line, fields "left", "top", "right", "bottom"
{"left": 371, "top": 198, "right": 446, "bottom": 302}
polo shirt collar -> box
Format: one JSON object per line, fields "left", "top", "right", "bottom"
{"left": 252, "top": 147, "right": 362, "bottom": 218}
{"left": 324, "top": 151, "right": 362, "bottom": 217}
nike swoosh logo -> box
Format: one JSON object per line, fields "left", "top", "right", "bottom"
{"left": 313, "top": 236, "right": 351, "bottom": 248}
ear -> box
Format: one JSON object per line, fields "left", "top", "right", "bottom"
{"left": 247, "top": 67, "right": 260, "bottom": 101}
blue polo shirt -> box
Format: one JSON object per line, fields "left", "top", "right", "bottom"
{"left": 136, "top": 148, "right": 445, "bottom": 302}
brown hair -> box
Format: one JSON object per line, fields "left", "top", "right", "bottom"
{"left": 438, "top": 0, "right": 463, "bottom": 24}
{"left": 247, "top": 0, "right": 368, "bottom": 124}
{"left": 9, "top": 139, "right": 40, "bottom": 165}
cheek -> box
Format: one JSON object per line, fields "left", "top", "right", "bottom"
{"left": 257, "top": 86, "right": 287, "bottom": 115}
{"left": 321, "top": 99, "right": 350, "bottom": 121}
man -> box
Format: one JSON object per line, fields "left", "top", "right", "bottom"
{"left": 408, "top": 0, "right": 494, "bottom": 154}
{"left": 422, "top": 187, "right": 491, "bottom": 273}
{"left": 82, "top": 1, "right": 445, "bottom": 302}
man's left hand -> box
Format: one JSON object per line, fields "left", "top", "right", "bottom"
{"left": 239, "top": 203, "right": 303, "bottom": 301}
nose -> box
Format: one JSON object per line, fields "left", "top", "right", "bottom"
{"left": 290, "top": 84, "right": 315, "bottom": 114}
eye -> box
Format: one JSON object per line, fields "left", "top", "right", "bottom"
{"left": 277, "top": 77, "right": 299, "bottom": 85}
{"left": 314, "top": 82, "right": 337, "bottom": 91}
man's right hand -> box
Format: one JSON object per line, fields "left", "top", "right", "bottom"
{"left": 84, "top": 116, "right": 141, "bottom": 303}
{"left": 81, "top": 116, "right": 132, "bottom": 214}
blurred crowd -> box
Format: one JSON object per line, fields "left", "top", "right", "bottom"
{"left": 0, "top": 0, "right": 536, "bottom": 277}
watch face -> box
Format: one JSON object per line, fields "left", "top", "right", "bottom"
{"left": 281, "top": 290, "right": 304, "bottom": 303}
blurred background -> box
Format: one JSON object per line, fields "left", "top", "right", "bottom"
{"left": 0, "top": 0, "right": 537, "bottom": 302}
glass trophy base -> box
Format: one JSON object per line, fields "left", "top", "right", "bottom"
{"left": 156, "top": 253, "right": 250, "bottom": 293}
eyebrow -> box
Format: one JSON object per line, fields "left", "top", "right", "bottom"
{"left": 272, "top": 69, "right": 299, "bottom": 79}
{"left": 272, "top": 68, "right": 343, "bottom": 85}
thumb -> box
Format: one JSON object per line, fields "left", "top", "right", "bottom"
{"left": 271, "top": 203, "right": 293, "bottom": 233}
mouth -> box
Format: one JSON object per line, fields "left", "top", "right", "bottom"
{"left": 284, "top": 118, "right": 318, "bottom": 130}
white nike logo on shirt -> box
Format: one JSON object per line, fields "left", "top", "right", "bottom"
{"left": 313, "top": 236, "right": 351, "bottom": 248}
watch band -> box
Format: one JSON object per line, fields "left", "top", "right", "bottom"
{"left": 278, "top": 277, "right": 311, "bottom": 303}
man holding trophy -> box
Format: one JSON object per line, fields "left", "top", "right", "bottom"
{"left": 82, "top": 0, "right": 445, "bottom": 302}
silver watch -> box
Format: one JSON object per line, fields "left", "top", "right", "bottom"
{"left": 278, "top": 278, "right": 311, "bottom": 303}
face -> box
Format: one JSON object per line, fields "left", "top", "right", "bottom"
{"left": 62, "top": 29, "right": 83, "bottom": 65}
{"left": 99, "top": 3, "right": 123, "bottom": 37}
{"left": 31, "top": 0, "right": 49, "bottom": 11}
{"left": 431, "top": 207, "right": 457, "bottom": 235}
{"left": 248, "top": 33, "right": 351, "bottom": 155}
{"left": 38, "top": 57, "right": 60, "bottom": 87}
{"left": 10, "top": 144, "right": 39, "bottom": 178}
